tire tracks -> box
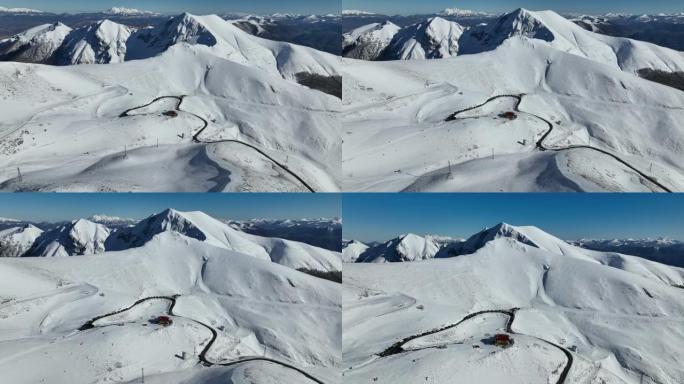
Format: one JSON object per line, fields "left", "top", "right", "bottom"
{"left": 445, "top": 94, "right": 673, "bottom": 193}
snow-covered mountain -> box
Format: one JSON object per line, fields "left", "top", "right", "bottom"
{"left": 11, "top": 209, "right": 341, "bottom": 272}
{"left": 1, "top": 13, "right": 340, "bottom": 81}
{"left": 387, "top": 17, "right": 465, "bottom": 60}
{"left": 0, "top": 224, "right": 43, "bottom": 257}
{"left": 344, "top": 8, "right": 684, "bottom": 74}
{"left": 0, "top": 13, "right": 341, "bottom": 192}
{"left": 0, "top": 6, "right": 43, "bottom": 14}
{"left": 227, "top": 217, "right": 341, "bottom": 251}
{"left": 102, "top": 7, "right": 157, "bottom": 16}
{"left": 0, "top": 226, "right": 340, "bottom": 383}
{"left": 343, "top": 17, "right": 464, "bottom": 60}
{"left": 126, "top": 13, "right": 338, "bottom": 81}
{"left": 341, "top": 240, "right": 368, "bottom": 263}
{"left": 344, "top": 223, "right": 684, "bottom": 383}
{"left": 354, "top": 233, "right": 441, "bottom": 263}
{"left": 342, "top": 21, "right": 401, "bottom": 60}
{"left": 342, "top": 8, "right": 684, "bottom": 193}
{"left": 0, "top": 19, "right": 132, "bottom": 65}
{"left": 0, "top": 22, "right": 72, "bottom": 63}
{"left": 87, "top": 214, "right": 138, "bottom": 227}
{"left": 438, "top": 8, "right": 489, "bottom": 17}
{"left": 571, "top": 238, "right": 684, "bottom": 268}
{"left": 55, "top": 20, "right": 132, "bottom": 65}
{"left": 27, "top": 218, "right": 111, "bottom": 257}
{"left": 349, "top": 222, "right": 684, "bottom": 270}
{"left": 342, "top": 10, "right": 376, "bottom": 16}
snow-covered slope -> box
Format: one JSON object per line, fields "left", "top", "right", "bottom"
{"left": 0, "top": 27, "right": 340, "bottom": 192}
{"left": 344, "top": 225, "right": 684, "bottom": 384}
{"left": 126, "top": 13, "right": 339, "bottom": 81}
{"left": 0, "top": 231, "right": 340, "bottom": 384}
{"left": 342, "top": 27, "right": 684, "bottom": 192}
{"left": 106, "top": 209, "right": 342, "bottom": 272}
{"left": 27, "top": 219, "right": 111, "bottom": 257}
{"left": 0, "top": 224, "right": 43, "bottom": 257}
{"left": 55, "top": 20, "right": 132, "bottom": 65}
{"left": 0, "top": 22, "right": 72, "bottom": 63}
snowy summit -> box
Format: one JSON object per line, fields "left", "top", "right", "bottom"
{"left": 102, "top": 7, "right": 156, "bottom": 16}
{"left": 0, "top": 6, "right": 42, "bottom": 13}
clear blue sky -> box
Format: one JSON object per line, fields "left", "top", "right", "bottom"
{"left": 1, "top": 0, "right": 339, "bottom": 14}
{"left": 343, "top": 0, "right": 684, "bottom": 15}
{"left": 343, "top": 194, "right": 684, "bottom": 242}
{"left": 0, "top": 193, "right": 340, "bottom": 222}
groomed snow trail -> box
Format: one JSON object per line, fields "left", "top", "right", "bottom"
{"left": 445, "top": 94, "right": 673, "bottom": 193}
{"left": 120, "top": 96, "right": 316, "bottom": 193}
{"left": 375, "top": 308, "right": 573, "bottom": 384}
{"left": 79, "top": 295, "right": 327, "bottom": 384}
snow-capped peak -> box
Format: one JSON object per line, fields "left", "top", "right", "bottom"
{"left": 26, "top": 218, "right": 110, "bottom": 257}
{"left": 0, "top": 6, "right": 43, "bottom": 14}
{"left": 355, "top": 233, "right": 440, "bottom": 263}
{"left": 54, "top": 19, "right": 132, "bottom": 65}
{"left": 0, "top": 217, "right": 20, "bottom": 223}
{"left": 103, "top": 7, "right": 156, "bottom": 16}
{"left": 342, "top": 10, "right": 376, "bottom": 16}
{"left": 438, "top": 8, "right": 485, "bottom": 17}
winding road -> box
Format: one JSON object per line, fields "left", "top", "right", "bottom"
{"left": 376, "top": 308, "right": 573, "bottom": 384}
{"left": 120, "top": 96, "right": 316, "bottom": 193}
{"left": 445, "top": 94, "right": 673, "bottom": 193}
{"left": 79, "top": 295, "right": 327, "bottom": 384}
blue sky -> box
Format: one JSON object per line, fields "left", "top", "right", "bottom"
{"left": 343, "top": 194, "right": 684, "bottom": 242}
{"left": 1, "top": 0, "right": 339, "bottom": 14}
{"left": 0, "top": 193, "right": 340, "bottom": 222}
{"left": 343, "top": 0, "right": 684, "bottom": 15}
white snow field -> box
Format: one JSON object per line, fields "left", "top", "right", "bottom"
{"left": 343, "top": 223, "right": 684, "bottom": 384}
{"left": 0, "top": 221, "right": 341, "bottom": 383}
{"left": 0, "top": 14, "right": 341, "bottom": 192}
{"left": 342, "top": 9, "right": 684, "bottom": 192}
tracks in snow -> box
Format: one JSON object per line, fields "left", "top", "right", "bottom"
{"left": 445, "top": 94, "right": 673, "bottom": 193}
{"left": 79, "top": 295, "right": 326, "bottom": 384}
{"left": 120, "top": 96, "right": 316, "bottom": 193}
{"left": 376, "top": 307, "right": 573, "bottom": 384}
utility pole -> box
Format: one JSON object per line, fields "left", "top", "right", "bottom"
{"left": 124, "top": 145, "right": 128, "bottom": 159}
{"left": 491, "top": 148, "right": 494, "bottom": 160}
{"left": 16, "top": 167, "right": 22, "bottom": 182}
{"left": 156, "top": 138, "right": 159, "bottom": 148}
{"left": 141, "top": 368, "right": 144, "bottom": 383}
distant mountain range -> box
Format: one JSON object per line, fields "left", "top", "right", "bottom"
{"left": 342, "top": 8, "right": 684, "bottom": 52}
{"left": 0, "top": 211, "right": 341, "bottom": 259}
{"left": 344, "top": 223, "right": 684, "bottom": 268}
{"left": 0, "top": 9, "right": 341, "bottom": 54}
